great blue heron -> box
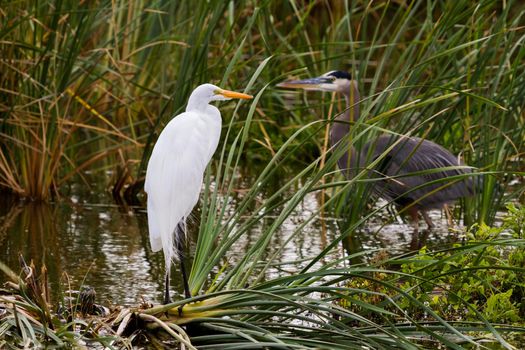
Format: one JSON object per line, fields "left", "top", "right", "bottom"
{"left": 277, "top": 71, "right": 475, "bottom": 240}
{"left": 145, "top": 84, "right": 252, "bottom": 304}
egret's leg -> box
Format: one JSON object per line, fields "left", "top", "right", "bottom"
{"left": 422, "top": 211, "right": 434, "bottom": 230}
{"left": 163, "top": 273, "right": 171, "bottom": 305}
{"left": 176, "top": 222, "right": 191, "bottom": 299}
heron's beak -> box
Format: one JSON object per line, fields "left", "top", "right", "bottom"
{"left": 276, "top": 77, "right": 333, "bottom": 90}
{"left": 217, "top": 89, "right": 253, "bottom": 99}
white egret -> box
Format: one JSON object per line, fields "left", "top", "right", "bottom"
{"left": 145, "top": 83, "right": 252, "bottom": 303}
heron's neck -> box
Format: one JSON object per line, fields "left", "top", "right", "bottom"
{"left": 330, "top": 81, "right": 360, "bottom": 147}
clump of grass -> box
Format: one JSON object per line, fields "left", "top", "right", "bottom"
{"left": 0, "top": 2, "right": 144, "bottom": 200}
{"left": 0, "top": 258, "right": 115, "bottom": 348}
{"left": 2, "top": 229, "right": 525, "bottom": 349}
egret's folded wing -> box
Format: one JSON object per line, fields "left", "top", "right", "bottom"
{"left": 144, "top": 112, "right": 212, "bottom": 260}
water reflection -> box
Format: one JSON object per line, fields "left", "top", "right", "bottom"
{"left": 0, "top": 195, "right": 166, "bottom": 305}
{"left": 0, "top": 199, "right": 64, "bottom": 292}
{"left": 0, "top": 185, "right": 459, "bottom": 305}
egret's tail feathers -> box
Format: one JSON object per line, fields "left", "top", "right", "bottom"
{"left": 161, "top": 219, "right": 186, "bottom": 272}
{"left": 150, "top": 236, "right": 163, "bottom": 253}
{"left": 147, "top": 197, "right": 163, "bottom": 252}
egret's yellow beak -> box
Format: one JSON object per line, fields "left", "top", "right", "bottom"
{"left": 217, "top": 89, "right": 253, "bottom": 99}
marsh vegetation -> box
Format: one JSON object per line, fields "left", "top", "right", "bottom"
{"left": 1, "top": 0, "right": 525, "bottom": 348}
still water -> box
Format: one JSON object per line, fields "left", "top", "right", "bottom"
{"left": 0, "top": 174, "right": 456, "bottom": 306}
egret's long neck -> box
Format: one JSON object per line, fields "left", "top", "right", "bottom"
{"left": 330, "top": 81, "right": 360, "bottom": 147}
{"left": 186, "top": 94, "right": 209, "bottom": 112}
{"left": 330, "top": 81, "right": 360, "bottom": 176}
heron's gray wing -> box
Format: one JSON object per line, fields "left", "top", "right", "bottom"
{"left": 361, "top": 135, "right": 476, "bottom": 209}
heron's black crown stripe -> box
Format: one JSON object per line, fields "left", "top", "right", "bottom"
{"left": 328, "top": 71, "right": 352, "bottom": 80}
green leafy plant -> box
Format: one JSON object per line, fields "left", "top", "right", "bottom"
{"left": 341, "top": 204, "right": 525, "bottom": 327}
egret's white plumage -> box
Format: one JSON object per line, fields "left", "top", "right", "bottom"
{"left": 144, "top": 83, "right": 252, "bottom": 301}
{"left": 145, "top": 108, "right": 221, "bottom": 261}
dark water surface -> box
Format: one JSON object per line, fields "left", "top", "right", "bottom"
{"left": 0, "top": 178, "right": 459, "bottom": 305}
